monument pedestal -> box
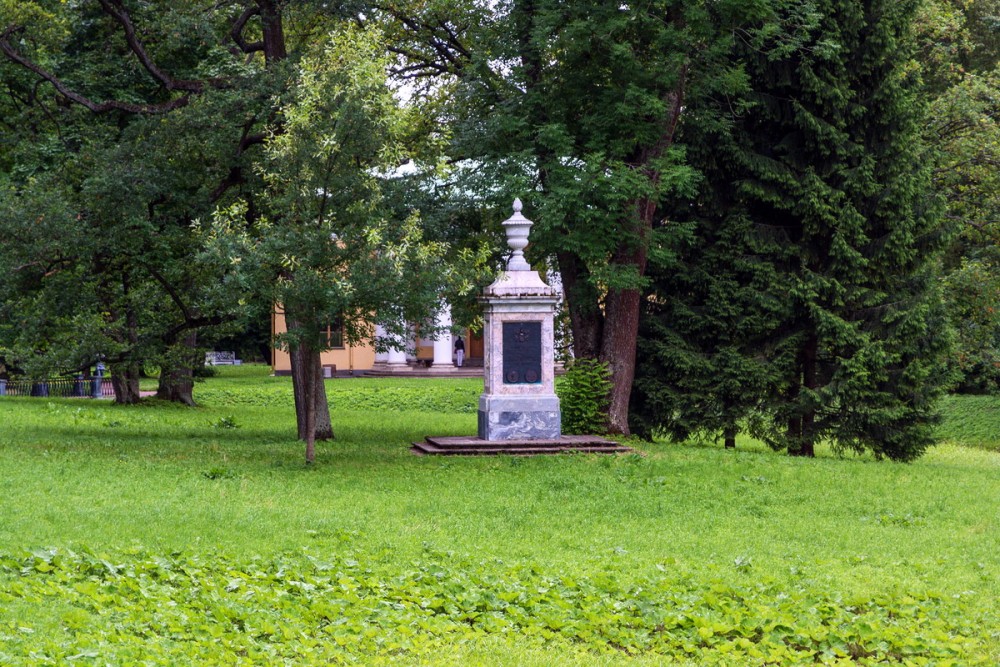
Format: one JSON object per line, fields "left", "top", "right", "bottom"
{"left": 476, "top": 200, "right": 561, "bottom": 441}
{"left": 477, "top": 394, "right": 561, "bottom": 440}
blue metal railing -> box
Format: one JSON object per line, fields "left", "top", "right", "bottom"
{"left": 0, "top": 377, "right": 113, "bottom": 398}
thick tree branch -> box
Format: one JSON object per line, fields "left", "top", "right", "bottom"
{"left": 96, "top": 0, "right": 214, "bottom": 93}
{"left": 209, "top": 116, "right": 268, "bottom": 202}
{"left": 387, "top": 48, "right": 450, "bottom": 78}
{"left": 0, "top": 26, "right": 192, "bottom": 114}
{"left": 144, "top": 264, "right": 194, "bottom": 322}
{"left": 437, "top": 20, "right": 471, "bottom": 60}
{"left": 368, "top": 5, "right": 471, "bottom": 77}
{"left": 160, "top": 313, "right": 234, "bottom": 346}
{"left": 144, "top": 263, "right": 236, "bottom": 344}
{"left": 231, "top": 5, "right": 265, "bottom": 54}
{"left": 4, "top": 0, "right": 232, "bottom": 115}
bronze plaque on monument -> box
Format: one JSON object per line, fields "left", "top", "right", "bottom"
{"left": 502, "top": 321, "right": 542, "bottom": 384}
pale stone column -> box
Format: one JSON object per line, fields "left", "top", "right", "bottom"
{"left": 386, "top": 327, "right": 408, "bottom": 369}
{"left": 373, "top": 324, "right": 389, "bottom": 368}
{"left": 432, "top": 304, "right": 454, "bottom": 368}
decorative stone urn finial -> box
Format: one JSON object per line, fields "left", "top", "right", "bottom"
{"left": 502, "top": 198, "right": 532, "bottom": 271}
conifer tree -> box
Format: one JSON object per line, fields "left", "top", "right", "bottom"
{"left": 634, "top": 0, "right": 955, "bottom": 461}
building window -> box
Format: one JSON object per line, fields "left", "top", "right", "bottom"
{"left": 322, "top": 318, "right": 344, "bottom": 349}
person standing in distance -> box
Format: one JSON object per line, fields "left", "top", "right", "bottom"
{"left": 454, "top": 336, "right": 465, "bottom": 367}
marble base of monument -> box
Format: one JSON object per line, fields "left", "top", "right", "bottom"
{"left": 477, "top": 394, "right": 560, "bottom": 441}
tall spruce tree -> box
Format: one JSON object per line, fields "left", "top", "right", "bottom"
{"left": 634, "top": 0, "right": 955, "bottom": 460}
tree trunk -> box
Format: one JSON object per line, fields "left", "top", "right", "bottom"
{"left": 797, "top": 331, "right": 819, "bottom": 458}
{"left": 314, "top": 369, "right": 334, "bottom": 441}
{"left": 290, "top": 344, "right": 315, "bottom": 439}
{"left": 786, "top": 336, "right": 817, "bottom": 457}
{"left": 286, "top": 305, "right": 334, "bottom": 458}
{"left": 111, "top": 278, "right": 143, "bottom": 405}
{"left": 156, "top": 331, "right": 198, "bottom": 406}
{"left": 110, "top": 362, "right": 142, "bottom": 404}
{"left": 289, "top": 342, "right": 321, "bottom": 462}
{"left": 600, "top": 285, "right": 642, "bottom": 435}
{"left": 724, "top": 426, "right": 736, "bottom": 449}
{"left": 598, "top": 195, "right": 653, "bottom": 436}
{"left": 303, "top": 351, "right": 317, "bottom": 464}
{"left": 258, "top": 0, "right": 288, "bottom": 63}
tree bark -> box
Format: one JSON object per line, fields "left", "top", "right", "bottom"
{"left": 600, "top": 287, "right": 642, "bottom": 435}
{"left": 257, "top": 0, "right": 288, "bottom": 63}
{"left": 289, "top": 343, "right": 335, "bottom": 444}
{"left": 290, "top": 344, "right": 315, "bottom": 439}
{"left": 156, "top": 331, "right": 198, "bottom": 406}
{"left": 724, "top": 426, "right": 736, "bottom": 449}
{"left": 786, "top": 332, "right": 817, "bottom": 457}
{"left": 314, "top": 369, "right": 334, "bottom": 441}
{"left": 109, "top": 274, "right": 143, "bottom": 405}
{"left": 287, "top": 306, "right": 334, "bottom": 458}
{"left": 797, "top": 331, "right": 818, "bottom": 457}
{"left": 303, "top": 353, "right": 317, "bottom": 464}
{"left": 110, "top": 361, "right": 142, "bottom": 404}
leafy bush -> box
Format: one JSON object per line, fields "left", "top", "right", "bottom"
{"left": 193, "top": 364, "right": 218, "bottom": 378}
{"left": 557, "top": 359, "right": 611, "bottom": 434}
{"left": 210, "top": 415, "right": 239, "bottom": 429}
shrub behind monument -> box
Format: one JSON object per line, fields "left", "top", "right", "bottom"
{"left": 557, "top": 359, "right": 611, "bottom": 435}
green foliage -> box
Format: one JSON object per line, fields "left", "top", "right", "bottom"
{"left": 935, "top": 395, "right": 1000, "bottom": 450}
{"left": 0, "top": 2, "right": 265, "bottom": 391}
{"left": 914, "top": 0, "right": 1000, "bottom": 90}
{"left": 929, "top": 68, "right": 1000, "bottom": 392}
{"left": 942, "top": 256, "right": 1000, "bottom": 393}
{"left": 557, "top": 359, "right": 611, "bottom": 435}
{"left": 210, "top": 415, "right": 239, "bottom": 430}
{"left": 0, "top": 546, "right": 991, "bottom": 665}
{"left": 913, "top": 1, "right": 1000, "bottom": 394}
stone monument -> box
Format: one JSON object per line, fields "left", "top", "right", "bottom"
{"left": 411, "top": 200, "right": 630, "bottom": 456}
{"left": 477, "top": 199, "right": 561, "bottom": 440}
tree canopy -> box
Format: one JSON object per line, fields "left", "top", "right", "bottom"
{"left": 0, "top": 0, "right": 993, "bottom": 461}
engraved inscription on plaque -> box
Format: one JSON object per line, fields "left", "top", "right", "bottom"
{"left": 502, "top": 321, "right": 542, "bottom": 384}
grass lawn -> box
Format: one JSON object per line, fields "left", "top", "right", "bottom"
{"left": 0, "top": 365, "right": 997, "bottom": 665}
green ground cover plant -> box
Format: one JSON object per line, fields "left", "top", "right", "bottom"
{"left": 0, "top": 365, "right": 997, "bottom": 665}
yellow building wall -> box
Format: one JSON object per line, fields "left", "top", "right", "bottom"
{"left": 271, "top": 310, "right": 376, "bottom": 375}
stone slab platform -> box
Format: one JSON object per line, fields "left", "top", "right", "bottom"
{"left": 411, "top": 435, "right": 632, "bottom": 456}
